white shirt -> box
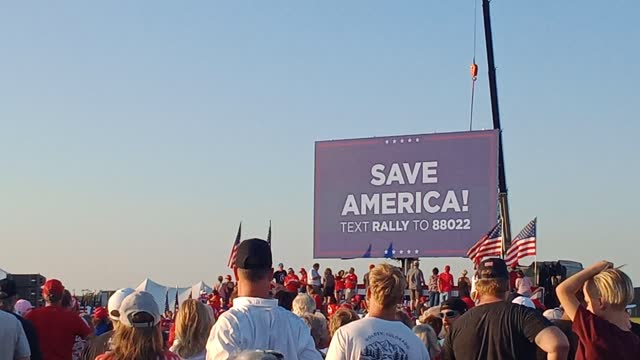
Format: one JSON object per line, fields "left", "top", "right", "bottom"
{"left": 308, "top": 268, "right": 321, "bottom": 286}
{"left": 470, "top": 274, "right": 478, "bottom": 297}
{"left": 206, "top": 297, "right": 322, "bottom": 360}
{"left": 515, "top": 277, "right": 533, "bottom": 296}
{"left": 0, "top": 310, "right": 31, "bottom": 360}
{"left": 325, "top": 317, "right": 430, "bottom": 360}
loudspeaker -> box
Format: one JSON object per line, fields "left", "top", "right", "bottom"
{"left": 7, "top": 274, "right": 46, "bottom": 307}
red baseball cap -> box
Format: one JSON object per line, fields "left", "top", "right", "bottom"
{"left": 461, "top": 296, "right": 476, "bottom": 310}
{"left": 42, "top": 279, "right": 65, "bottom": 297}
{"left": 93, "top": 306, "right": 108, "bottom": 320}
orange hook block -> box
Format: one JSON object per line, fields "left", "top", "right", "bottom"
{"left": 470, "top": 63, "right": 478, "bottom": 80}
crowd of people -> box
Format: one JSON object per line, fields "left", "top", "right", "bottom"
{"left": 1, "top": 237, "right": 639, "bottom": 359}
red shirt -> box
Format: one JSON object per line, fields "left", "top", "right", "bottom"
{"left": 168, "top": 322, "right": 176, "bottom": 347}
{"left": 509, "top": 270, "right": 519, "bottom": 290}
{"left": 97, "top": 350, "right": 181, "bottom": 360}
{"left": 209, "top": 294, "right": 222, "bottom": 309}
{"left": 25, "top": 305, "right": 92, "bottom": 360}
{"left": 284, "top": 274, "right": 301, "bottom": 293}
{"left": 327, "top": 303, "right": 339, "bottom": 318}
{"left": 573, "top": 305, "right": 640, "bottom": 360}
{"left": 345, "top": 273, "right": 358, "bottom": 289}
{"left": 438, "top": 272, "right": 454, "bottom": 293}
{"left": 335, "top": 276, "right": 345, "bottom": 291}
{"left": 313, "top": 294, "right": 323, "bottom": 310}
{"left": 299, "top": 273, "right": 308, "bottom": 288}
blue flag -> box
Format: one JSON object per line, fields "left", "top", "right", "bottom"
{"left": 384, "top": 243, "right": 394, "bottom": 258}
{"left": 362, "top": 244, "right": 372, "bottom": 258}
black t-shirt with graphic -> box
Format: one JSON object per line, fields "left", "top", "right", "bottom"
{"left": 273, "top": 270, "right": 287, "bottom": 285}
{"left": 443, "top": 301, "right": 552, "bottom": 360}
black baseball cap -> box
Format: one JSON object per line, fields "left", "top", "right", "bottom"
{"left": 0, "top": 278, "right": 17, "bottom": 299}
{"left": 478, "top": 258, "right": 509, "bottom": 280}
{"left": 235, "top": 238, "right": 273, "bottom": 270}
{"left": 441, "top": 297, "right": 468, "bottom": 314}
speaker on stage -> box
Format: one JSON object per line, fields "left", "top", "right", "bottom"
{"left": 7, "top": 274, "right": 46, "bottom": 307}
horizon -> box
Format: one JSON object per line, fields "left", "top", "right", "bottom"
{"left": 1, "top": 1, "right": 638, "bottom": 290}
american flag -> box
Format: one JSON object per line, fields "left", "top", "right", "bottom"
{"left": 505, "top": 218, "right": 537, "bottom": 267}
{"left": 173, "top": 286, "right": 179, "bottom": 313}
{"left": 267, "top": 220, "right": 272, "bottom": 246}
{"left": 227, "top": 223, "right": 242, "bottom": 269}
{"left": 164, "top": 289, "right": 169, "bottom": 313}
{"left": 466, "top": 222, "right": 503, "bottom": 264}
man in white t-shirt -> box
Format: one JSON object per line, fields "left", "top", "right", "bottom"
{"left": 206, "top": 238, "right": 322, "bottom": 360}
{"left": 325, "top": 263, "right": 430, "bottom": 360}
{"left": 308, "top": 263, "right": 322, "bottom": 295}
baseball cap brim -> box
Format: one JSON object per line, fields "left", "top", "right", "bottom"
{"left": 118, "top": 291, "right": 161, "bottom": 328}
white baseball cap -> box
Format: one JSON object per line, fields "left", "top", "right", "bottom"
{"left": 512, "top": 296, "right": 536, "bottom": 309}
{"left": 119, "top": 291, "right": 161, "bottom": 328}
{"left": 107, "top": 288, "right": 135, "bottom": 321}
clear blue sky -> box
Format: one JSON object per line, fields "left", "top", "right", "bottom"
{"left": 1, "top": 1, "right": 639, "bottom": 291}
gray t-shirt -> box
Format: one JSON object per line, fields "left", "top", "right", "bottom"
{"left": 407, "top": 268, "right": 425, "bottom": 290}
{"left": 0, "top": 310, "right": 31, "bottom": 360}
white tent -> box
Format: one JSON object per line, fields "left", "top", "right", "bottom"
{"left": 135, "top": 278, "right": 211, "bottom": 313}
{"left": 191, "top": 281, "right": 212, "bottom": 297}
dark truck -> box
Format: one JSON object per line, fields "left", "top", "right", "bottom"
{"left": 524, "top": 260, "right": 583, "bottom": 309}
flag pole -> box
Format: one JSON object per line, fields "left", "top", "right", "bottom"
{"left": 501, "top": 216, "right": 506, "bottom": 259}
{"left": 534, "top": 255, "right": 538, "bottom": 286}
{"left": 534, "top": 218, "right": 538, "bottom": 286}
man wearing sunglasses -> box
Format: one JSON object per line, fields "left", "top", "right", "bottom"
{"left": 439, "top": 298, "right": 468, "bottom": 335}
{"left": 442, "top": 258, "right": 569, "bottom": 360}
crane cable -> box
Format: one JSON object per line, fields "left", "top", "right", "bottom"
{"left": 469, "top": 0, "right": 479, "bottom": 131}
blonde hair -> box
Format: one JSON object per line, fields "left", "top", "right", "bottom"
{"left": 329, "top": 308, "right": 359, "bottom": 337}
{"left": 299, "top": 313, "right": 329, "bottom": 349}
{"left": 368, "top": 263, "right": 406, "bottom": 309}
{"left": 292, "top": 293, "right": 316, "bottom": 316}
{"left": 413, "top": 324, "right": 442, "bottom": 359}
{"left": 475, "top": 278, "right": 509, "bottom": 298}
{"left": 173, "top": 299, "right": 215, "bottom": 359}
{"left": 585, "top": 268, "right": 634, "bottom": 310}
{"left": 111, "top": 313, "right": 164, "bottom": 360}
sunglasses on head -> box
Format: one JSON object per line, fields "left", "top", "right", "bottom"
{"left": 439, "top": 310, "right": 461, "bottom": 318}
